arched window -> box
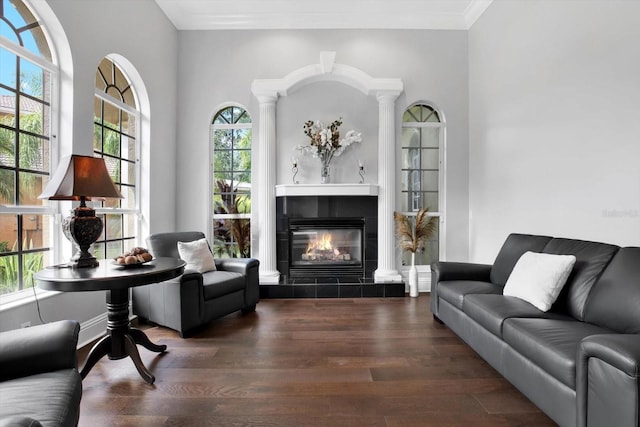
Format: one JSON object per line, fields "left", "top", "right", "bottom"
{"left": 92, "top": 57, "right": 140, "bottom": 259}
{"left": 0, "top": 0, "right": 57, "bottom": 296}
{"left": 400, "top": 103, "right": 444, "bottom": 267}
{"left": 211, "top": 105, "right": 251, "bottom": 258}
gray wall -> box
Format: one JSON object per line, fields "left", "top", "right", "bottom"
{"left": 175, "top": 29, "right": 470, "bottom": 262}
{"left": 468, "top": 0, "right": 640, "bottom": 262}
{"left": 0, "top": 0, "right": 178, "bottom": 341}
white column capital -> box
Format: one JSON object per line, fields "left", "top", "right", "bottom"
{"left": 254, "top": 92, "right": 278, "bottom": 105}
{"left": 375, "top": 90, "right": 401, "bottom": 104}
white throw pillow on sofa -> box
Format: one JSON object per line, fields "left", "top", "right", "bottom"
{"left": 177, "top": 238, "right": 217, "bottom": 273}
{"left": 503, "top": 251, "right": 576, "bottom": 312}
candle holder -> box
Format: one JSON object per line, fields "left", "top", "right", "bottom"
{"left": 292, "top": 161, "right": 300, "bottom": 184}
{"left": 358, "top": 165, "right": 365, "bottom": 184}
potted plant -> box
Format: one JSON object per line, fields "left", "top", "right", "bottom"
{"left": 394, "top": 209, "right": 437, "bottom": 297}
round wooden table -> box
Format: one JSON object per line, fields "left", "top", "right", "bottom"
{"left": 35, "top": 257, "right": 185, "bottom": 384}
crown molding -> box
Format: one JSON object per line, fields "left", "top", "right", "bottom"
{"left": 155, "top": 0, "right": 493, "bottom": 31}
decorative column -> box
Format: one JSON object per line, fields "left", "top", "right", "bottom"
{"left": 375, "top": 90, "right": 402, "bottom": 283}
{"left": 255, "top": 93, "right": 280, "bottom": 284}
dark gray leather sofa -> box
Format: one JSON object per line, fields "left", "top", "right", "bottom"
{"left": 431, "top": 233, "right": 640, "bottom": 427}
{"left": 132, "top": 231, "right": 260, "bottom": 337}
{"left": 0, "top": 320, "right": 82, "bottom": 427}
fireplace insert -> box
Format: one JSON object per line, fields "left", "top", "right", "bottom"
{"left": 288, "top": 218, "right": 365, "bottom": 281}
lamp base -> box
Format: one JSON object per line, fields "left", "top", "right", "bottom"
{"left": 62, "top": 205, "right": 103, "bottom": 268}
{"left": 69, "top": 252, "right": 99, "bottom": 268}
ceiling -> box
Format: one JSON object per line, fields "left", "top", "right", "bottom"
{"left": 153, "top": 0, "right": 493, "bottom": 31}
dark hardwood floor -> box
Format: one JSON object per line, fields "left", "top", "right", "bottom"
{"left": 78, "top": 296, "right": 556, "bottom": 426}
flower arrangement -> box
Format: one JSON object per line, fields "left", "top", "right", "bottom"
{"left": 297, "top": 118, "right": 362, "bottom": 167}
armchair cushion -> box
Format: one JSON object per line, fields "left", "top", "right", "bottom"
{"left": 202, "top": 270, "right": 245, "bottom": 299}
{"left": 177, "top": 238, "right": 216, "bottom": 273}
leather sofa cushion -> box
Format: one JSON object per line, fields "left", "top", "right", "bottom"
{"left": 0, "top": 370, "right": 82, "bottom": 427}
{"left": 503, "top": 318, "right": 611, "bottom": 389}
{"left": 542, "top": 238, "right": 619, "bottom": 321}
{"left": 437, "top": 280, "right": 502, "bottom": 311}
{"left": 464, "top": 294, "right": 571, "bottom": 338}
{"left": 584, "top": 247, "right": 640, "bottom": 333}
{"left": 490, "top": 234, "right": 552, "bottom": 286}
{"left": 202, "top": 271, "right": 245, "bottom": 300}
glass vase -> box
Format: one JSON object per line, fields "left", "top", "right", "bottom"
{"left": 320, "top": 159, "right": 331, "bottom": 184}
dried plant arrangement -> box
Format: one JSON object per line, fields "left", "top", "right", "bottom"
{"left": 394, "top": 208, "right": 437, "bottom": 254}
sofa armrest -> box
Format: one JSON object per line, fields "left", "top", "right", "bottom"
{"left": 0, "top": 320, "right": 79, "bottom": 382}
{"left": 430, "top": 262, "right": 492, "bottom": 317}
{"left": 431, "top": 261, "right": 492, "bottom": 283}
{"left": 0, "top": 416, "right": 43, "bottom": 427}
{"left": 577, "top": 334, "right": 640, "bottom": 427}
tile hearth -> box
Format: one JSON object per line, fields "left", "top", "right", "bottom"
{"left": 259, "top": 279, "right": 406, "bottom": 299}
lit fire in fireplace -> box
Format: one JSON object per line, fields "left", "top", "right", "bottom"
{"left": 301, "top": 233, "right": 351, "bottom": 262}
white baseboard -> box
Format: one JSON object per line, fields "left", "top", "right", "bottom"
{"left": 78, "top": 312, "right": 108, "bottom": 348}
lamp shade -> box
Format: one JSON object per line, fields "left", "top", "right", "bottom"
{"left": 39, "top": 155, "right": 123, "bottom": 200}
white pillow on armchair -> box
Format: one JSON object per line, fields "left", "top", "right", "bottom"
{"left": 177, "top": 238, "right": 217, "bottom": 273}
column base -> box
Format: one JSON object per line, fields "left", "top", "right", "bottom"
{"left": 374, "top": 269, "right": 402, "bottom": 283}
{"left": 259, "top": 270, "right": 281, "bottom": 284}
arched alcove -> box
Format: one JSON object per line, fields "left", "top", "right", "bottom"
{"left": 251, "top": 52, "right": 404, "bottom": 284}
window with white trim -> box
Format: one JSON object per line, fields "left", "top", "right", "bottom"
{"left": 400, "top": 103, "right": 444, "bottom": 266}
{"left": 211, "top": 105, "right": 251, "bottom": 258}
{"left": 0, "top": 0, "right": 57, "bottom": 296}
{"left": 92, "top": 57, "right": 140, "bottom": 259}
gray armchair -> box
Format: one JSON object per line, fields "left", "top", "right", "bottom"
{"left": 0, "top": 320, "right": 82, "bottom": 427}
{"left": 132, "top": 231, "right": 260, "bottom": 337}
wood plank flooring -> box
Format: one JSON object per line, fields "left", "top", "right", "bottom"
{"left": 77, "top": 296, "right": 556, "bottom": 426}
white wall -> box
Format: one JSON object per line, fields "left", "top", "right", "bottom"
{"left": 0, "top": 0, "right": 178, "bottom": 340}
{"left": 176, "top": 29, "right": 470, "bottom": 262}
{"left": 468, "top": 0, "right": 640, "bottom": 263}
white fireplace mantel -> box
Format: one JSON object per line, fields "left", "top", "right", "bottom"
{"left": 275, "top": 184, "right": 378, "bottom": 197}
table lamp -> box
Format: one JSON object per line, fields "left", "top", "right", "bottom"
{"left": 39, "top": 154, "right": 123, "bottom": 268}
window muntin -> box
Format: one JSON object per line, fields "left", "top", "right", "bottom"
{"left": 93, "top": 57, "right": 139, "bottom": 260}
{"left": 400, "top": 104, "right": 443, "bottom": 267}
{"left": 0, "top": 0, "right": 52, "bottom": 61}
{"left": 0, "top": 0, "right": 55, "bottom": 296}
{"left": 211, "top": 106, "right": 251, "bottom": 258}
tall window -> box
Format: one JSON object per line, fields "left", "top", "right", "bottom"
{"left": 211, "top": 106, "right": 251, "bottom": 258}
{"left": 0, "top": 0, "right": 56, "bottom": 296}
{"left": 93, "top": 57, "right": 139, "bottom": 259}
{"left": 400, "top": 103, "right": 443, "bottom": 266}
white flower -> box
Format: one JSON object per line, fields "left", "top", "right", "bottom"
{"left": 299, "top": 118, "right": 361, "bottom": 162}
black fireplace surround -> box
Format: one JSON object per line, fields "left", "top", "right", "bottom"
{"left": 263, "top": 194, "right": 404, "bottom": 298}
{"left": 276, "top": 195, "right": 378, "bottom": 281}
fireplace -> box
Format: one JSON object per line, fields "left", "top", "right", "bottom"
{"left": 266, "top": 192, "right": 404, "bottom": 297}
{"left": 289, "top": 218, "right": 364, "bottom": 280}
{"left": 275, "top": 194, "right": 379, "bottom": 283}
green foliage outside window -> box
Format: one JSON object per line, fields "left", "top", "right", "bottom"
{"left": 212, "top": 107, "right": 252, "bottom": 258}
